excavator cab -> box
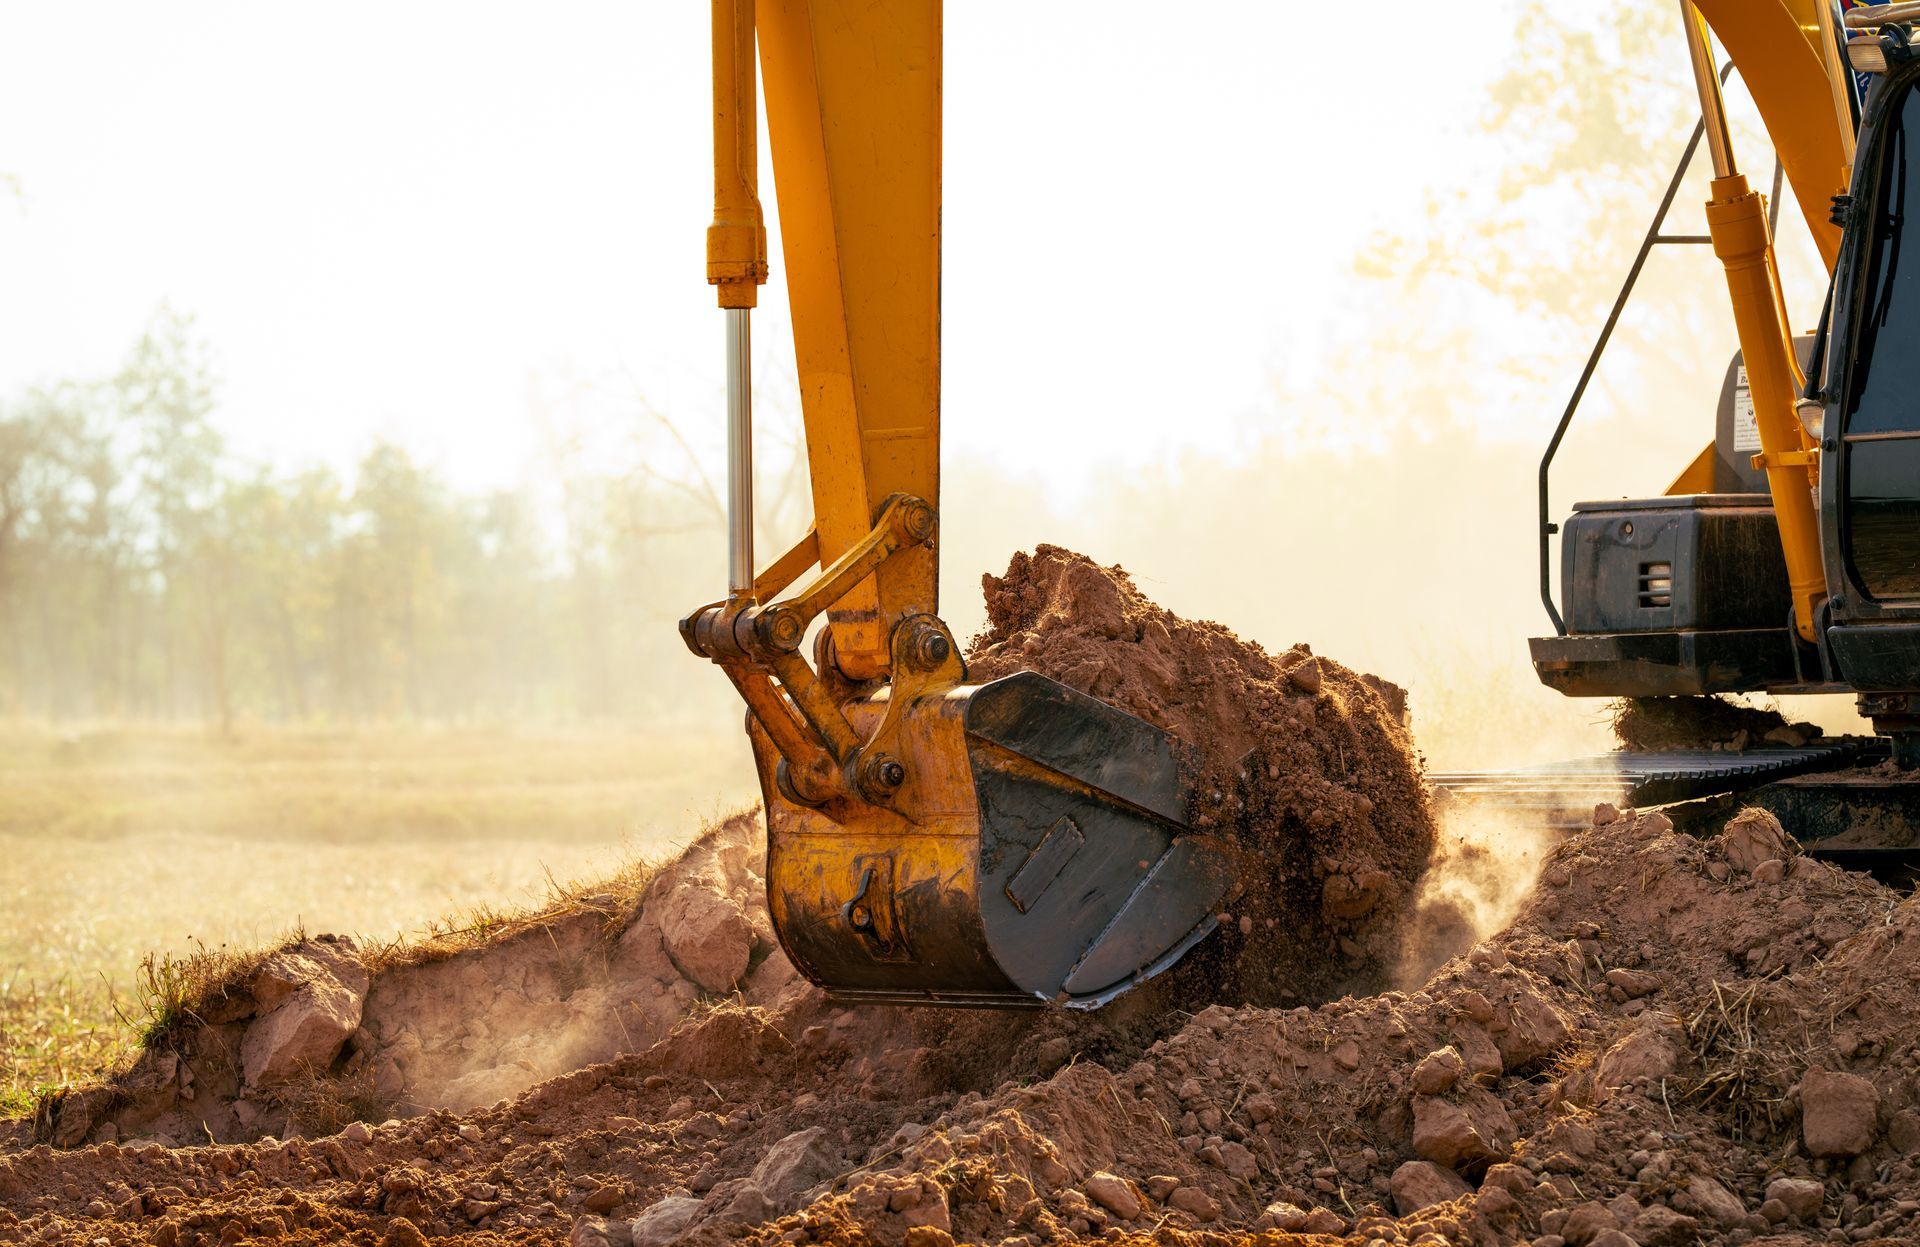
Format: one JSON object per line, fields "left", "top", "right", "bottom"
{"left": 679, "top": 2, "right": 1237, "bottom": 1008}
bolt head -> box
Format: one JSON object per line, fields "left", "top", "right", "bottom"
{"left": 761, "top": 607, "right": 805, "bottom": 651}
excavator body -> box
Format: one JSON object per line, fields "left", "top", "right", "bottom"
{"left": 1535, "top": 2, "right": 1920, "bottom": 732}
{"left": 1504, "top": 2, "right": 1920, "bottom": 854}
{"left": 687, "top": 0, "right": 1920, "bottom": 1010}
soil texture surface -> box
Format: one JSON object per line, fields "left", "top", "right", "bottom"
{"left": 9, "top": 552, "right": 1920, "bottom": 1247}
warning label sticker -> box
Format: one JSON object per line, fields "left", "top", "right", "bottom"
{"left": 1732, "top": 365, "right": 1762, "bottom": 453}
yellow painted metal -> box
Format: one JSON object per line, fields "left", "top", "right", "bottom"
{"left": 1682, "top": 1, "right": 1831, "bottom": 643}
{"left": 757, "top": 0, "right": 942, "bottom": 682}
{"left": 1666, "top": 441, "right": 1719, "bottom": 494}
{"left": 1705, "top": 172, "right": 1827, "bottom": 643}
{"left": 707, "top": 0, "right": 768, "bottom": 310}
{"left": 1694, "top": 0, "right": 1847, "bottom": 270}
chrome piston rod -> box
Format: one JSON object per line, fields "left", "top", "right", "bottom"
{"left": 726, "top": 306, "right": 753, "bottom": 598}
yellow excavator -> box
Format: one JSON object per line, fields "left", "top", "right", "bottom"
{"left": 682, "top": 1, "right": 1920, "bottom": 1010}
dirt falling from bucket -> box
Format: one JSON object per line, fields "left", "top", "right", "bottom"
{"left": 966, "top": 544, "right": 1438, "bottom": 1007}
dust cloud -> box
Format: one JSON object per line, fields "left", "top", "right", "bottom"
{"left": 1393, "top": 798, "right": 1560, "bottom": 989}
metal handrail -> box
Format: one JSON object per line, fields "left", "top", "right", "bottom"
{"left": 1537, "top": 63, "right": 1758, "bottom": 635}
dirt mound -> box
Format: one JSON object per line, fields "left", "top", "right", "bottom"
{"left": 1612, "top": 695, "right": 1821, "bottom": 752}
{"left": 967, "top": 544, "right": 1437, "bottom": 1006}
{"left": 19, "top": 552, "right": 1920, "bottom": 1246}
{"left": 22, "top": 812, "right": 801, "bottom": 1153}
{"left": 12, "top": 800, "right": 1920, "bottom": 1247}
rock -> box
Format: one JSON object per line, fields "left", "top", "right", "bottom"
{"left": 240, "top": 937, "right": 368, "bottom": 1088}
{"left": 571, "top": 1216, "right": 635, "bottom": 1247}
{"left": 1752, "top": 858, "right": 1786, "bottom": 883}
{"left": 1889, "top": 1108, "right": 1920, "bottom": 1153}
{"left": 1673, "top": 1175, "right": 1745, "bottom": 1228}
{"left": 903, "top": 1229, "right": 953, "bottom": 1247}
{"left": 250, "top": 936, "right": 367, "bottom": 1013}
{"left": 745, "top": 1127, "right": 840, "bottom": 1214}
{"left": 657, "top": 881, "right": 753, "bottom": 995}
{"left": 1167, "top": 1186, "right": 1218, "bottom": 1221}
{"left": 1410, "top": 1087, "right": 1516, "bottom": 1168}
{"left": 1144, "top": 1175, "right": 1180, "bottom": 1201}
{"left": 1588, "top": 1233, "right": 1636, "bottom": 1247}
{"left": 1455, "top": 1024, "right": 1505, "bottom": 1082}
{"left": 584, "top": 1183, "right": 624, "bottom": 1214}
{"left": 1412, "top": 1047, "right": 1465, "bottom": 1095}
{"left": 49, "top": 1087, "right": 114, "bottom": 1148}
{"left": 1604, "top": 968, "right": 1661, "bottom": 999}
{"left": 1032, "top": 1036, "right": 1071, "bottom": 1070}
{"left": 1082, "top": 1173, "right": 1141, "bottom": 1221}
{"left": 630, "top": 1196, "right": 703, "bottom": 1247}
{"left": 1593, "top": 1015, "right": 1684, "bottom": 1103}
{"left": 342, "top": 1121, "right": 373, "bottom": 1144}
{"left": 1559, "top": 1198, "right": 1620, "bottom": 1237}
{"left": 1494, "top": 991, "right": 1574, "bottom": 1071}
{"left": 381, "top": 1220, "right": 431, "bottom": 1247}
{"left": 1718, "top": 808, "right": 1793, "bottom": 873}
{"left": 1765, "top": 1177, "right": 1823, "bottom": 1221}
{"left": 1560, "top": 1203, "right": 1619, "bottom": 1247}
{"left": 1217, "top": 1141, "right": 1259, "bottom": 1180}
{"left": 1388, "top": 1161, "right": 1470, "bottom": 1215}
{"left": 1758, "top": 1198, "right": 1789, "bottom": 1224}
{"left": 1594, "top": 802, "right": 1621, "bottom": 826}
{"left": 1331, "top": 1038, "right": 1361, "bottom": 1071}
{"left": 1300, "top": 1208, "right": 1346, "bottom": 1235}
{"left": 1799, "top": 1068, "right": 1880, "bottom": 1157}
{"left": 1624, "top": 1205, "right": 1700, "bottom": 1246}
{"left": 1256, "top": 1202, "right": 1310, "bottom": 1231}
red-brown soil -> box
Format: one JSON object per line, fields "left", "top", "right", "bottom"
{"left": 969, "top": 545, "right": 1437, "bottom": 1006}
{"left": 8, "top": 552, "right": 1920, "bottom": 1247}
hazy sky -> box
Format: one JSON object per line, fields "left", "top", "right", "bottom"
{"left": 0, "top": 2, "right": 1523, "bottom": 492}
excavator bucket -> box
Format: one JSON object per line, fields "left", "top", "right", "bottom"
{"left": 753, "top": 671, "right": 1242, "bottom": 1008}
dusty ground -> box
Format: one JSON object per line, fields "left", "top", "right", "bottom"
{"left": 8, "top": 801, "right": 1920, "bottom": 1247}
{"left": 6, "top": 554, "right": 1919, "bottom": 1247}
{"left": 0, "top": 723, "right": 756, "bottom": 1113}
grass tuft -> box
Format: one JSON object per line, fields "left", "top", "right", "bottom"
{"left": 1680, "top": 977, "right": 1789, "bottom": 1139}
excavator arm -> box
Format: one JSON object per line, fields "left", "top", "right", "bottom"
{"left": 679, "top": 1, "right": 1239, "bottom": 1009}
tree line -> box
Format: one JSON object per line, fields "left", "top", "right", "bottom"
{"left": 0, "top": 310, "right": 751, "bottom": 728}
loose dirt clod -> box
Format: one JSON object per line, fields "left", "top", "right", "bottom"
{"left": 14, "top": 551, "right": 1920, "bottom": 1247}
{"left": 968, "top": 544, "right": 1437, "bottom": 1006}
{"left": 1611, "top": 694, "right": 1819, "bottom": 752}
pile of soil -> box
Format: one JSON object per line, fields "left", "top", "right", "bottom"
{"left": 11, "top": 802, "right": 1920, "bottom": 1247}
{"left": 1612, "top": 696, "right": 1821, "bottom": 753}
{"left": 967, "top": 545, "right": 1436, "bottom": 1005}
{"left": 15, "top": 550, "right": 1920, "bottom": 1246}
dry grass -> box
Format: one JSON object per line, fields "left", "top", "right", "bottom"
{"left": 0, "top": 720, "right": 754, "bottom": 1116}
{"left": 273, "top": 1064, "right": 392, "bottom": 1137}
{"left": 0, "top": 974, "right": 127, "bottom": 1117}
{"left": 1680, "top": 977, "right": 1792, "bottom": 1139}
{"left": 359, "top": 853, "right": 667, "bottom": 974}
{"left": 117, "top": 936, "right": 292, "bottom": 1050}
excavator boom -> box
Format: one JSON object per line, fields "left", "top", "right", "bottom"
{"left": 681, "top": 0, "right": 1238, "bottom": 1008}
